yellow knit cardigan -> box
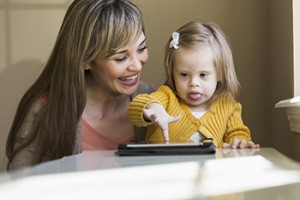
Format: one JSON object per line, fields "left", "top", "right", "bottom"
{"left": 128, "top": 85, "right": 251, "bottom": 148}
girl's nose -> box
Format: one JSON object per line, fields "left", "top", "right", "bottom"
{"left": 189, "top": 77, "right": 200, "bottom": 87}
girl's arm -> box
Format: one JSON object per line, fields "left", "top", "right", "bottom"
{"left": 222, "top": 103, "right": 260, "bottom": 149}
{"left": 143, "top": 103, "right": 181, "bottom": 142}
{"left": 128, "top": 86, "right": 181, "bottom": 142}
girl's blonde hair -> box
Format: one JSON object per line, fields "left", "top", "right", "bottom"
{"left": 165, "top": 20, "right": 241, "bottom": 101}
{"left": 6, "top": 0, "right": 144, "bottom": 168}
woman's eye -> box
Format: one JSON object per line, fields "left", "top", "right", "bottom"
{"left": 115, "top": 55, "right": 127, "bottom": 62}
{"left": 138, "top": 45, "right": 148, "bottom": 53}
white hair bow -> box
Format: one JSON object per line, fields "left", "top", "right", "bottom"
{"left": 169, "top": 32, "right": 180, "bottom": 49}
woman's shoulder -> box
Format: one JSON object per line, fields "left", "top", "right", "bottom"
{"left": 132, "top": 81, "right": 156, "bottom": 97}
{"left": 29, "top": 97, "right": 47, "bottom": 114}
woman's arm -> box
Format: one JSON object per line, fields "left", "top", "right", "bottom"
{"left": 8, "top": 101, "right": 42, "bottom": 170}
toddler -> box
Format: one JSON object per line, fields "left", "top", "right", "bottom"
{"left": 128, "top": 20, "right": 260, "bottom": 149}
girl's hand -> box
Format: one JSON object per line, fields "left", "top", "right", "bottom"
{"left": 222, "top": 139, "right": 260, "bottom": 149}
{"left": 222, "top": 148, "right": 260, "bottom": 157}
{"left": 143, "top": 103, "right": 181, "bottom": 142}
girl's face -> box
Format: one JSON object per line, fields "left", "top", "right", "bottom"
{"left": 87, "top": 33, "right": 148, "bottom": 96}
{"left": 173, "top": 46, "right": 218, "bottom": 112}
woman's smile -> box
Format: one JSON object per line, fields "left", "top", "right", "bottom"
{"left": 118, "top": 73, "right": 139, "bottom": 86}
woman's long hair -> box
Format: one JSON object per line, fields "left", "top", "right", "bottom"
{"left": 6, "top": 0, "right": 144, "bottom": 169}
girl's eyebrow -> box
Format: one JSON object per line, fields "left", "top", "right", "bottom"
{"left": 114, "top": 39, "right": 146, "bottom": 55}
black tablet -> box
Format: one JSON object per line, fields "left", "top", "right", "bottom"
{"left": 116, "top": 141, "right": 216, "bottom": 156}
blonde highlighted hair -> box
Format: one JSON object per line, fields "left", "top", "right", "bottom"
{"left": 165, "top": 20, "right": 241, "bottom": 101}
{"left": 6, "top": 0, "right": 145, "bottom": 168}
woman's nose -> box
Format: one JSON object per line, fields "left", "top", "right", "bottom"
{"left": 128, "top": 55, "right": 143, "bottom": 71}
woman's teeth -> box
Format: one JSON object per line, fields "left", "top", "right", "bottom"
{"left": 120, "top": 75, "right": 137, "bottom": 81}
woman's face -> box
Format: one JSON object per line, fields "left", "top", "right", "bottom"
{"left": 87, "top": 33, "right": 148, "bottom": 96}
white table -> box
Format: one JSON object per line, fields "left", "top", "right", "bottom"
{"left": 1, "top": 148, "right": 300, "bottom": 199}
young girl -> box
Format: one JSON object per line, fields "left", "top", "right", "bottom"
{"left": 128, "top": 20, "right": 260, "bottom": 149}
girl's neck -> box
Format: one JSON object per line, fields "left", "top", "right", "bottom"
{"left": 179, "top": 97, "right": 211, "bottom": 113}
{"left": 190, "top": 104, "right": 209, "bottom": 113}
{"left": 190, "top": 96, "right": 213, "bottom": 112}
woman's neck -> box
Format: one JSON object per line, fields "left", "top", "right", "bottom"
{"left": 84, "top": 84, "right": 130, "bottom": 119}
{"left": 84, "top": 71, "right": 132, "bottom": 119}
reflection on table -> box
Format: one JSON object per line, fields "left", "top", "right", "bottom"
{"left": 1, "top": 148, "right": 300, "bottom": 200}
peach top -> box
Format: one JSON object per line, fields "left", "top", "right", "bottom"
{"left": 81, "top": 118, "right": 134, "bottom": 151}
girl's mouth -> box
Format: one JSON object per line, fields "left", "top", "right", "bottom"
{"left": 188, "top": 92, "right": 203, "bottom": 100}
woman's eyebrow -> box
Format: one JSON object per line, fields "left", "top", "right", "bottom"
{"left": 114, "top": 39, "right": 146, "bottom": 55}
{"left": 115, "top": 49, "right": 127, "bottom": 54}
{"left": 139, "top": 39, "right": 146, "bottom": 46}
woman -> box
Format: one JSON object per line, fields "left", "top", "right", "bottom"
{"left": 6, "top": 0, "right": 154, "bottom": 170}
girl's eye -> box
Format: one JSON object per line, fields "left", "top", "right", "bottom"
{"left": 180, "top": 72, "right": 188, "bottom": 77}
{"left": 200, "top": 73, "right": 208, "bottom": 78}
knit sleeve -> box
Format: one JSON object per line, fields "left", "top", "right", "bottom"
{"left": 128, "top": 94, "right": 160, "bottom": 127}
{"left": 128, "top": 86, "right": 174, "bottom": 127}
{"left": 223, "top": 102, "right": 252, "bottom": 144}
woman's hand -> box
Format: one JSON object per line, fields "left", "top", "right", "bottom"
{"left": 143, "top": 103, "right": 181, "bottom": 142}
{"left": 222, "top": 138, "right": 260, "bottom": 149}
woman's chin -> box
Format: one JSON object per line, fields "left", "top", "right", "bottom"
{"left": 118, "top": 81, "right": 139, "bottom": 95}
